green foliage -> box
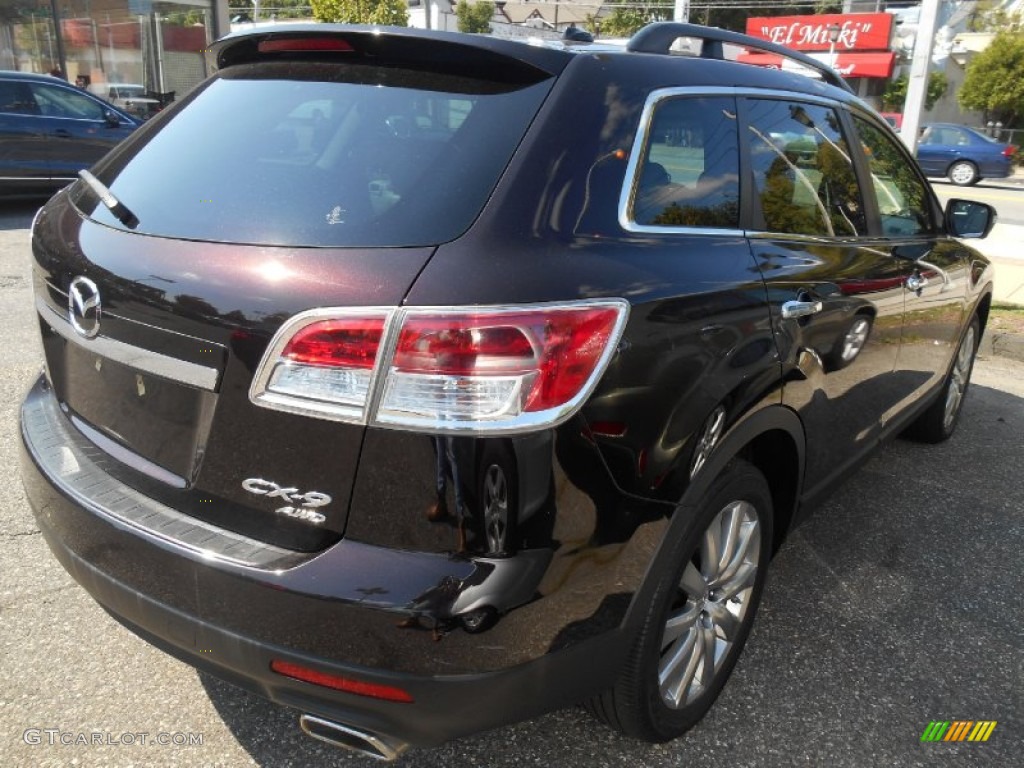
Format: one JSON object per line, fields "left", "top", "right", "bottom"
{"left": 881, "top": 71, "right": 948, "bottom": 112}
{"left": 0, "top": 0, "right": 37, "bottom": 24}
{"left": 960, "top": 31, "right": 1024, "bottom": 126}
{"left": 967, "top": 3, "right": 1023, "bottom": 33}
{"left": 596, "top": 2, "right": 842, "bottom": 39}
{"left": 598, "top": 1, "right": 671, "bottom": 38}
{"left": 455, "top": 0, "right": 493, "bottom": 34}
{"left": 310, "top": 0, "right": 408, "bottom": 26}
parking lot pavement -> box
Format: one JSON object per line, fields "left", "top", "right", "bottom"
{"left": 1, "top": 202, "right": 1020, "bottom": 766}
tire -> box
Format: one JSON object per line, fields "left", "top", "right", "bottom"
{"left": 948, "top": 160, "right": 979, "bottom": 186}
{"left": 904, "top": 315, "right": 980, "bottom": 443}
{"left": 587, "top": 459, "right": 773, "bottom": 742}
{"left": 824, "top": 313, "right": 872, "bottom": 371}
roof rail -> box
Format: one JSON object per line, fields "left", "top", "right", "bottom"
{"left": 626, "top": 22, "right": 854, "bottom": 94}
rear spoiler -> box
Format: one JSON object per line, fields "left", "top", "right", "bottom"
{"left": 209, "top": 24, "right": 573, "bottom": 83}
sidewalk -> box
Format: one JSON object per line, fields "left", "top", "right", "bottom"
{"left": 968, "top": 221, "right": 1024, "bottom": 362}
{"left": 972, "top": 221, "right": 1023, "bottom": 306}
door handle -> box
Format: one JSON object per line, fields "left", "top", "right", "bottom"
{"left": 781, "top": 299, "right": 823, "bottom": 319}
{"left": 53, "top": 129, "right": 72, "bottom": 139}
{"left": 906, "top": 274, "right": 929, "bottom": 292}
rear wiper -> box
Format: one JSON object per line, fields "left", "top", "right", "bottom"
{"left": 78, "top": 170, "right": 139, "bottom": 229}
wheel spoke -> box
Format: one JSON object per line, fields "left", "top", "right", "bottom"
{"left": 714, "top": 561, "right": 757, "bottom": 602}
{"left": 705, "top": 601, "right": 740, "bottom": 640}
{"left": 658, "top": 626, "right": 699, "bottom": 707}
{"left": 701, "top": 521, "right": 722, "bottom": 581}
{"left": 679, "top": 561, "right": 706, "bottom": 597}
{"left": 662, "top": 601, "right": 701, "bottom": 649}
{"left": 697, "top": 623, "right": 718, "bottom": 689}
{"left": 712, "top": 522, "right": 756, "bottom": 587}
{"left": 717, "top": 503, "right": 743, "bottom": 575}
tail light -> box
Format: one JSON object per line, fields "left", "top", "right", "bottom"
{"left": 1003, "top": 145, "right": 1016, "bottom": 157}
{"left": 250, "top": 301, "right": 628, "bottom": 434}
{"left": 250, "top": 309, "right": 392, "bottom": 423}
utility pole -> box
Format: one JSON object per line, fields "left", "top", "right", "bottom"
{"left": 48, "top": 0, "right": 68, "bottom": 77}
{"left": 900, "top": 0, "right": 941, "bottom": 153}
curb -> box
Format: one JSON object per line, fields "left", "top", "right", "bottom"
{"left": 980, "top": 329, "right": 1024, "bottom": 364}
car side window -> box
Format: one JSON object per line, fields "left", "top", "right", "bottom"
{"left": 0, "top": 81, "right": 38, "bottom": 115}
{"left": 29, "top": 84, "right": 105, "bottom": 121}
{"left": 744, "top": 99, "right": 866, "bottom": 238}
{"left": 853, "top": 117, "right": 935, "bottom": 237}
{"left": 630, "top": 96, "right": 740, "bottom": 229}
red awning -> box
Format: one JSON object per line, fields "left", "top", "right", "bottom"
{"left": 737, "top": 51, "right": 897, "bottom": 79}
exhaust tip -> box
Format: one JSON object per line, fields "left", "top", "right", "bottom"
{"left": 299, "top": 714, "right": 409, "bottom": 761}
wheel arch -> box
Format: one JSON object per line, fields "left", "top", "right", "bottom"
{"left": 620, "top": 404, "right": 805, "bottom": 634}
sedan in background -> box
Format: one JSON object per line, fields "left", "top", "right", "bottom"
{"left": 917, "top": 122, "right": 1016, "bottom": 186}
{"left": 0, "top": 71, "right": 140, "bottom": 198}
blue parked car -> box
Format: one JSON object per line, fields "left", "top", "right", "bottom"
{"left": 916, "top": 122, "right": 1016, "bottom": 186}
{"left": 0, "top": 71, "right": 140, "bottom": 198}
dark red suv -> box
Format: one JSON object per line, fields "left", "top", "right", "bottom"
{"left": 20, "top": 23, "right": 995, "bottom": 759}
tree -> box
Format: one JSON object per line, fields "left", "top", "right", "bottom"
{"left": 599, "top": 1, "right": 671, "bottom": 38}
{"left": 310, "top": 0, "right": 408, "bottom": 26}
{"left": 455, "top": 1, "right": 493, "bottom": 34}
{"left": 881, "top": 71, "right": 949, "bottom": 113}
{"left": 960, "top": 30, "right": 1024, "bottom": 126}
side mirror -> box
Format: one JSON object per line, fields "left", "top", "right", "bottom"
{"left": 945, "top": 199, "right": 996, "bottom": 239}
{"left": 103, "top": 109, "right": 122, "bottom": 127}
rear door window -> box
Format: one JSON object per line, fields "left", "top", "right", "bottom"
{"left": 29, "top": 83, "right": 105, "bottom": 121}
{"left": 744, "top": 99, "right": 866, "bottom": 238}
{"left": 71, "top": 62, "right": 553, "bottom": 247}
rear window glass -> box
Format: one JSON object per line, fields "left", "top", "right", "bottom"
{"left": 72, "top": 62, "right": 552, "bottom": 247}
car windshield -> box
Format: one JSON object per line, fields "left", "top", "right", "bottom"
{"left": 72, "top": 61, "right": 552, "bottom": 247}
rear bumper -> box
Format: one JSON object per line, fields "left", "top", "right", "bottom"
{"left": 19, "top": 374, "right": 628, "bottom": 747}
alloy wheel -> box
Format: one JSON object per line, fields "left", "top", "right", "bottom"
{"left": 658, "top": 500, "right": 761, "bottom": 708}
{"left": 943, "top": 325, "right": 976, "bottom": 431}
{"left": 482, "top": 464, "right": 509, "bottom": 554}
{"left": 840, "top": 316, "right": 871, "bottom": 363}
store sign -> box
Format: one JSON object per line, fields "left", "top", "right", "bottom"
{"left": 737, "top": 51, "right": 898, "bottom": 79}
{"left": 746, "top": 13, "right": 894, "bottom": 52}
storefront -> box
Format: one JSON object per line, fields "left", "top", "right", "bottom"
{"left": 0, "top": 0, "right": 229, "bottom": 104}
{"left": 742, "top": 13, "right": 897, "bottom": 101}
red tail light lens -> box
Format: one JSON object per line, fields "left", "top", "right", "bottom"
{"left": 281, "top": 318, "right": 384, "bottom": 369}
{"left": 249, "top": 309, "right": 391, "bottom": 423}
{"left": 376, "top": 303, "right": 628, "bottom": 431}
{"left": 250, "top": 301, "right": 628, "bottom": 433}
{"left": 1003, "top": 145, "right": 1017, "bottom": 157}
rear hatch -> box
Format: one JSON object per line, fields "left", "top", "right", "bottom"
{"left": 31, "top": 27, "right": 567, "bottom": 552}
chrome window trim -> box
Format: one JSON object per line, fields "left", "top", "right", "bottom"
{"left": 619, "top": 86, "right": 873, "bottom": 238}
{"left": 37, "top": 296, "right": 221, "bottom": 391}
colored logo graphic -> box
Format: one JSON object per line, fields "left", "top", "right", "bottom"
{"left": 921, "top": 721, "right": 997, "bottom": 742}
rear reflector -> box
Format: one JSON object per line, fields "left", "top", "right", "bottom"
{"left": 250, "top": 301, "right": 629, "bottom": 433}
{"left": 270, "top": 660, "right": 413, "bottom": 703}
{"left": 258, "top": 38, "right": 354, "bottom": 54}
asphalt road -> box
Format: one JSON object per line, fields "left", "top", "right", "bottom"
{"left": 932, "top": 176, "right": 1024, "bottom": 227}
{"left": 1, "top": 200, "right": 1021, "bottom": 767}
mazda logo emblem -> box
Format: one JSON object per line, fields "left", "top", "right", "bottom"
{"left": 68, "top": 276, "right": 101, "bottom": 339}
